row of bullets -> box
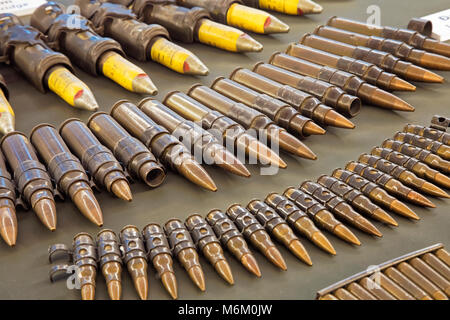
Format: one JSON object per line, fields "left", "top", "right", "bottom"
{"left": 317, "top": 243, "right": 450, "bottom": 300}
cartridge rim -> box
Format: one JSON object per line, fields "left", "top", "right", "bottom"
{"left": 210, "top": 76, "right": 227, "bottom": 87}
{"left": 96, "top": 229, "right": 117, "bottom": 240}
{"left": 86, "top": 111, "right": 109, "bottom": 127}
{"left": 162, "top": 90, "right": 183, "bottom": 105}
{"left": 0, "top": 131, "right": 29, "bottom": 148}
{"left": 73, "top": 231, "right": 94, "bottom": 242}
{"left": 229, "top": 67, "right": 244, "bottom": 79}
{"left": 120, "top": 224, "right": 139, "bottom": 234}
{"left": 268, "top": 51, "right": 282, "bottom": 64}
{"left": 109, "top": 99, "right": 133, "bottom": 116}
{"left": 137, "top": 97, "right": 158, "bottom": 109}
{"left": 186, "top": 83, "right": 204, "bottom": 96}
{"left": 58, "top": 118, "right": 83, "bottom": 134}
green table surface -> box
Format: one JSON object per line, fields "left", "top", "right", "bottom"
{"left": 0, "top": 0, "right": 449, "bottom": 300}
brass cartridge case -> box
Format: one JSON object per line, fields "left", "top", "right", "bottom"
{"left": 409, "top": 258, "right": 450, "bottom": 296}
{"left": 164, "top": 218, "right": 205, "bottom": 291}
{"left": 206, "top": 209, "right": 261, "bottom": 277}
{"left": 59, "top": 119, "right": 131, "bottom": 201}
{"left": 317, "top": 175, "right": 398, "bottom": 226}
{"left": 87, "top": 112, "right": 166, "bottom": 187}
{"left": 1, "top": 132, "right": 57, "bottom": 231}
{"left": 230, "top": 67, "right": 353, "bottom": 128}
{"left": 385, "top": 267, "right": 432, "bottom": 300}
{"left": 247, "top": 199, "right": 312, "bottom": 265}
{"left": 226, "top": 204, "right": 287, "bottom": 270}
{"left": 185, "top": 214, "right": 234, "bottom": 284}
{"left": 142, "top": 223, "right": 177, "bottom": 299}
{"left": 404, "top": 124, "right": 450, "bottom": 146}
{"left": 345, "top": 161, "right": 435, "bottom": 208}
{"left": 96, "top": 229, "right": 123, "bottom": 300}
{"left": 270, "top": 52, "right": 414, "bottom": 112}
{"left": 119, "top": 225, "right": 149, "bottom": 300}
{"left": 30, "top": 124, "right": 104, "bottom": 226}
{"left": 30, "top": 2, "right": 124, "bottom": 76}
{"left": 326, "top": 16, "right": 450, "bottom": 57}
{"left": 346, "top": 282, "right": 377, "bottom": 300}
{"left": 422, "top": 253, "right": 450, "bottom": 280}
{"left": 300, "top": 180, "right": 381, "bottom": 237}
{"left": 394, "top": 132, "right": 450, "bottom": 161}
{"left": 382, "top": 139, "right": 450, "bottom": 175}
{"left": 253, "top": 62, "right": 361, "bottom": 118}
{"left": 283, "top": 187, "right": 360, "bottom": 245}
{"left": 211, "top": 77, "right": 320, "bottom": 137}
{"left": 359, "top": 277, "right": 396, "bottom": 300}
{"left": 0, "top": 150, "right": 16, "bottom": 246}
{"left": 138, "top": 98, "right": 249, "bottom": 177}
{"left": 265, "top": 192, "right": 336, "bottom": 255}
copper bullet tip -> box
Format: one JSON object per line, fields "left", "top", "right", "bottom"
{"left": 312, "top": 230, "right": 336, "bottom": 255}
{"left": 236, "top": 33, "right": 263, "bottom": 52}
{"left": 111, "top": 179, "right": 133, "bottom": 202}
{"left": 265, "top": 246, "right": 287, "bottom": 271}
{"left": 179, "top": 158, "right": 217, "bottom": 192}
{"left": 133, "top": 275, "right": 148, "bottom": 300}
{"left": 435, "top": 172, "right": 450, "bottom": 189}
{"left": 325, "top": 109, "right": 355, "bottom": 129}
{"left": 372, "top": 88, "right": 415, "bottom": 111}
{"left": 34, "top": 198, "right": 57, "bottom": 231}
{"left": 72, "top": 189, "right": 104, "bottom": 226}
{"left": 405, "top": 64, "right": 444, "bottom": 83}
{"left": 390, "top": 200, "right": 420, "bottom": 220}
{"left": 302, "top": 121, "right": 326, "bottom": 135}
{"left": 106, "top": 280, "right": 122, "bottom": 300}
{"left": 421, "top": 181, "right": 450, "bottom": 198}
{"left": 245, "top": 136, "right": 287, "bottom": 168}
{"left": 264, "top": 16, "right": 290, "bottom": 34}
{"left": 374, "top": 208, "right": 399, "bottom": 227}
{"left": 407, "top": 191, "right": 436, "bottom": 208}
{"left": 334, "top": 224, "right": 361, "bottom": 246}
{"left": 357, "top": 216, "right": 383, "bottom": 237}
{"left": 187, "top": 265, "right": 206, "bottom": 291}
{"left": 420, "top": 52, "right": 450, "bottom": 71}
{"left": 0, "top": 207, "right": 17, "bottom": 246}
{"left": 278, "top": 130, "right": 317, "bottom": 159}
{"left": 215, "top": 260, "right": 234, "bottom": 285}
{"left": 419, "top": 68, "right": 445, "bottom": 83}
{"left": 241, "top": 253, "right": 262, "bottom": 277}
{"left": 81, "top": 284, "right": 95, "bottom": 300}
{"left": 213, "top": 147, "right": 251, "bottom": 177}
{"left": 161, "top": 272, "right": 178, "bottom": 299}
{"left": 390, "top": 77, "right": 417, "bottom": 91}
{"left": 289, "top": 240, "right": 312, "bottom": 265}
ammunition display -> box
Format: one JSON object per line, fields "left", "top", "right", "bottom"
{"left": 394, "top": 132, "right": 450, "bottom": 161}
{"left": 1, "top": 132, "right": 57, "bottom": 231}
{"left": 0, "top": 74, "right": 14, "bottom": 135}
{"left": 188, "top": 84, "right": 317, "bottom": 159}
{"left": 139, "top": 98, "right": 250, "bottom": 177}
{"left": 185, "top": 214, "right": 234, "bottom": 284}
{"left": 59, "top": 118, "right": 132, "bottom": 202}
{"left": 31, "top": 2, "right": 157, "bottom": 95}
{"left": 0, "top": 13, "right": 98, "bottom": 110}
{"left": 230, "top": 67, "right": 355, "bottom": 129}
{"left": 177, "top": 0, "right": 289, "bottom": 34}
{"left": 142, "top": 223, "right": 178, "bottom": 299}
{"left": 317, "top": 243, "right": 450, "bottom": 300}
{"left": 404, "top": 124, "right": 450, "bottom": 146}
{"left": 119, "top": 225, "right": 149, "bottom": 300}
{"left": 87, "top": 112, "right": 166, "bottom": 187}
{"left": 110, "top": 100, "right": 216, "bottom": 191}
{"left": 30, "top": 124, "right": 104, "bottom": 226}
{"left": 77, "top": 0, "right": 208, "bottom": 76}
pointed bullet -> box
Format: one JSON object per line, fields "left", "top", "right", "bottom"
{"left": 81, "top": 284, "right": 95, "bottom": 301}
{"left": 334, "top": 224, "right": 361, "bottom": 246}
{"left": 236, "top": 34, "right": 263, "bottom": 52}
{"left": 302, "top": 121, "right": 326, "bottom": 135}
{"left": 34, "top": 198, "right": 57, "bottom": 231}
{"left": 289, "top": 239, "right": 313, "bottom": 265}
{"left": 184, "top": 55, "right": 209, "bottom": 76}
{"left": 241, "top": 253, "right": 262, "bottom": 278}
{"left": 405, "top": 64, "right": 444, "bottom": 83}
{"left": 355, "top": 215, "right": 383, "bottom": 237}
{"left": 311, "top": 231, "right": 336, "bottom": 255}
{"left": 407, "top": 190, "right": 436, "bottom": 208}
{"left": 371, "top": 88, "right": 415, "bottom": 111}
{"left": 390, "top": 77, "right": 417, "bottom": 91}
{"left": 242, "top": 135, "right": 287, "bottom": 168}
{"left": 298, "top": 0, "right": 323, "bottom": 14}
{"left": 132, "top": 274, "right": 148, "bottom": 300}
{"left": 111, "top": 179, "right": 133, "bottom": 202}
{"left": 212, "top": 147, "right": 251, "bottom": 177}
{"left": 0, "top": 206, "right": 17, "bottom": 246}
{"left": 266, "top": 246, "right": 287, "bottom": 271}
{"left": 188, "top": 265, "right": 206, "bottom": 291}
{"left": 277, "top": 129, "right": 317, "bottom": 159}
{"left": 419, "top": 52, "right": 450, "bottom": 70}
{"left": 324, "top": 110, "right": 355, "bottom": 129}
{"left": 374, "top": 208, "right": 399, "bottom": 227}
{"left": 215, "top": 260, "right": 234, "bottom": 285}
{"left": 73, "top": 189, "right": 104, "bottom": 226}
{"left": 264, "top": 16, "right": 290, "bottom": 34}
{"left": 423, "top": 39, "right": 450, "bottom": 58}
{"left": 107, "top": 280, "right": 121, "bottom": 301}
{"left": 132, "top": 74, "right": 158, "bottom": 95}
{"left": 161, "top": 272, "right": 178, "bottom": 299}
{"left": 73, "top": 89, "right": 99, "bottom": 111}
{"left": 179, "top": 158, "right": 217, "bottom": 192}
{"left": 435, "top": 172, "right": 450, "bottom": 189}
{"left": 390, "top": 199, "right": 420, "bottom": 220}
